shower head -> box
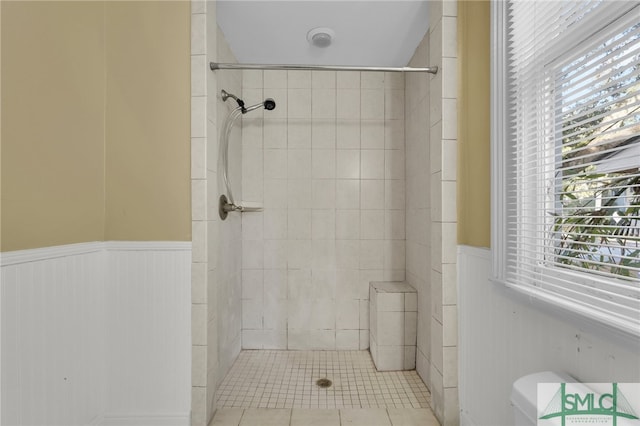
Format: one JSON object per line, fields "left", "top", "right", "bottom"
{"left": 264, "top": 98, "right": 276, "bottom": 111}
{"left": 243, "top": 98, "right": 277, "bottom": 114}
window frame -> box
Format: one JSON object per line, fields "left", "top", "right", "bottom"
{"left": 490, "top": 0, "right": 640, "bottom": 339}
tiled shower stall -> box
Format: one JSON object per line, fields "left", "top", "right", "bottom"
{"left": 190, "top": 1, "right": 458, "bottom": 425}
{"left": 239, "top": 68, "right": 407, "bottom": 351}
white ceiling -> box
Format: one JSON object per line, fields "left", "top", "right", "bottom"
{"left": 217, "top": 1, "right": 430, "bottom": 67}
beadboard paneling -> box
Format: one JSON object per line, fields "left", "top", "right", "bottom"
{"left": 1, "top": 244, "right": 105, "bottom": 426}
{"left": 1, "top": 242, "right": 191, "bottom": 426}
{"left": 458, "top": 245, "right": 640, "bottom": 426}
{"left": 105, "top": 243, "right": 191, "bottom": 421}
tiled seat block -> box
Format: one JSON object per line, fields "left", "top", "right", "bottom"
{"left": 369, "top": 282, "right": 417, "bottom": 371}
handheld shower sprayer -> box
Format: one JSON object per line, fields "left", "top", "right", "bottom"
{"left": 219, "top": 89, "right": 277, "bottom": 219}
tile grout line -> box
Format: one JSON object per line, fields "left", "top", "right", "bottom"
{"left": 237, "top": 408, "right": 245, "bottom": 426}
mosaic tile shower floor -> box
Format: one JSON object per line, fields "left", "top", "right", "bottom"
{"left": 216, "top": 350, "right": 431, "bottom": 409}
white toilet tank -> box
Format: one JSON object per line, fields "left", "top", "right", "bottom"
{"left": 511, "top": 371, "right": 575, "bottom": 425}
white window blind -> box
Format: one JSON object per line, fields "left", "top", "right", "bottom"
{"left": 492, "top": 0, "right": 640, "bottom": 336}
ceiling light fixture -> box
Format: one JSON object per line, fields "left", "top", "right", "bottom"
{"left": 307, "top": 27, "right": 334, "bottom": 48}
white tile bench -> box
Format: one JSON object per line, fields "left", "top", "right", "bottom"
{"left": 369, "top": 281, "right": 417, "bottom": 371}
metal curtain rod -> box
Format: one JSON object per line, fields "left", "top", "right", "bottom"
{"left": 210, "top": 62, "right": 438, "bottom": 74}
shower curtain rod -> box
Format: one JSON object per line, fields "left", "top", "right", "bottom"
{"left": 210, "top": 62, "right": 438, "bottom": 74}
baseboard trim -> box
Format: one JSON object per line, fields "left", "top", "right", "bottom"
{"left": 100, "top": 412, "right": 190, "bottom": 426}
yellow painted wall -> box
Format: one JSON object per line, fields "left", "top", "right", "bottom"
{"left": 0, "top": 1, "right": 191, "bottom": 251}
{"left": 457, "top": 0, "right": 491, "bottom": 248}
{"left": 104, "top": 2, "right": 191, "bottom": 241}
{"left": 1, "top": 2, "right": 106, "bottom": 251}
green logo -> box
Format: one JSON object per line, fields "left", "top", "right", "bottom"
{"left": 539, "top": 383, "right": 639, "bottom": 426}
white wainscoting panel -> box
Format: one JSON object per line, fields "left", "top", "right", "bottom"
{"left": 1, "top": 243, "right": 105, "bottom": 426}
{"left": 1, "top": 242, "right": 191, "bottom": 426}
{"left": 458, "top": 245, "right": 640, "bottom": 426}
{"left": 104, "top": 242, "right": 191, "bottom": 424}
{"left": 457, "top": 246, "right": 492, "bottom": 426}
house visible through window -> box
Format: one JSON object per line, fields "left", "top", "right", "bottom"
{"left": 492, "top": 1, "right": 640, "bottom": 336}
{"left": 552, "top": 17, "right": 639, "bottom": 281}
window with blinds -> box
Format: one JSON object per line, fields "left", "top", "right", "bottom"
{"left": 492, "top": 1, "right": 640, "bottom": 336}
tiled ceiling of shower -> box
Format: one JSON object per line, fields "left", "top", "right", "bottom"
{"left": 217, "top": 1, "right": 430, "bottom": 67}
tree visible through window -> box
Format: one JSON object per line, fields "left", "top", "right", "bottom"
{"left": 551, "top": 21, "right": 639, "bottom": 281}
{"left": 493, "top": 0, "right": 640, "bottom": 335}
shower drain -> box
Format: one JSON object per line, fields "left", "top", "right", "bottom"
{"left": 315, "top": 378, "right": 332, "bottom": 388}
